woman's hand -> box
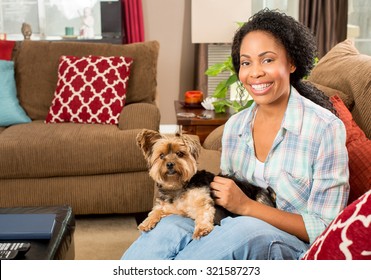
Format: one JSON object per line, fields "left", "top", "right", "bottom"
{"left": 211, "top": 176, "right": 310, "bottom": 243}
{"left": 210, "top": 176, "right": 253, "bottom": 215}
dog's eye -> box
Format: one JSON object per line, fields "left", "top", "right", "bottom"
{"left": 176, "top": 151, "right": 184, "bottom": 158}
{"left": 160, "top": 153, "right": 165, "bottom": 159}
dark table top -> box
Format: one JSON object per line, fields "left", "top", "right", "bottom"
{"left": 0, "top": 205, "right": 75, "bottom": 260}
{"left": 175, "top": 100, "right": 231, "bottom": 126}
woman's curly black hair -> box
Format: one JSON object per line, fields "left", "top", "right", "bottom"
{"left": 232, "top": 9, "right": 335, "bottom": 114}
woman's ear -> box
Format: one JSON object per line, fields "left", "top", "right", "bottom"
{"left": 290, "top": 64, "right": 296, "bottom": 73}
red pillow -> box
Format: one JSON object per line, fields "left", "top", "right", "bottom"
{"left": 0, "top": 40, "right": 15, "bottom": 60}
{"left": 330, "top": 95, "right": 371, "bottom": 204}
{"left": 45, "top": 55, "right": 133, "bottom": 125}
{"left": 302, "top": 190, "right": 371, "bottom": 260}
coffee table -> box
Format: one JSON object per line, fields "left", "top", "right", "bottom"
{"left": 0, "top": 205, "right": 75, "bottom": 260}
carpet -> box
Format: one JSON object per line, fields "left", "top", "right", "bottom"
{"left": 74, "top": 214, "right": 140, "bottom": 260}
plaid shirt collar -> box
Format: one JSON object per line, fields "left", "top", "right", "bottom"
{"left": 237, "top": 86, "right": 304, "bottom": 137}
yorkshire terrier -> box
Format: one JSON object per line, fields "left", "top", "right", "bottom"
{"left": 136, "top": 129, "right": 276, "bottom": 239}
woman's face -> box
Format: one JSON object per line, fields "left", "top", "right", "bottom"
{"left": 238, "top": 31, "right": 295, "bottom": 107}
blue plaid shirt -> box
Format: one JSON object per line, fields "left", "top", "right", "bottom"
{"left": 221, "top": 86, "right": 349, "bottom": 244}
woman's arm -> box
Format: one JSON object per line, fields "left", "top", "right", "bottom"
{"left": 211, "top": 176, "right": 310, "bottom": 242}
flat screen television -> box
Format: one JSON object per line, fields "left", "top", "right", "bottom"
{"left": 100, "top": 1, "right": 122, "bottom": 39}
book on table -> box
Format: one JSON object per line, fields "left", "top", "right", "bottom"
{"left": 0, "top": 213, "right": 56, "bottom": 240}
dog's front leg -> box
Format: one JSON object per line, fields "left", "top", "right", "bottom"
{"left": 138, "top": 204, "right": 166, "bottom": 232}
{"left": 192, "top": 206, "right": 215, "bottom": 239}
{"left": 188, "top": 194, "right": 216, "bottom": 239}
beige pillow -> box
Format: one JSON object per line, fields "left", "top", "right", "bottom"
{"left": 308, "top": 39, "right": 371, "bottom": 139}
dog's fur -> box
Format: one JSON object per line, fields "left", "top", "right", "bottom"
{"left": 136, "top": 129, "right": 276, "bottom": 239}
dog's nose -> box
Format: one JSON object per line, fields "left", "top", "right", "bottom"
{"left": 166, "top": 162, "right": 175, "bottom": 169}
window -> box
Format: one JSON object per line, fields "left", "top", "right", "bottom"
{"left": 252, "top": 0, "right": 299, "bottom": 19}
{"left": 348, "top": 0, "right": 371, "bottom": 55}
{"left": 0, "top": 0, "right": 109, "bottom": 40}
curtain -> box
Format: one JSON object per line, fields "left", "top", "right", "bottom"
{"left": 122, "top": 0, "right": 145, "bottom": 43}
{"left": 299, "top": 0, "right": 348, "bottom": 58}
{"left": 193, "top": 43, "right": 208, "bottom": 94}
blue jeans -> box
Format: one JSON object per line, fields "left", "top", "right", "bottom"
{"left": 121, "top": 215, "right": 309, "bottom": 260}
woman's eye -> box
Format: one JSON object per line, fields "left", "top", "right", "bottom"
{"left": 263, "top": 58, "right": 273, "bottom": 64}
{"left": 176, "top": 151, "right": 184, "bottom": 158}
{"left": 241, "top": 61, "right": 250, "bottom": 67}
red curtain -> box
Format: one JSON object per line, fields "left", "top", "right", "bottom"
{"left": 122, "top": 0, "right": 145, "bottom": 43}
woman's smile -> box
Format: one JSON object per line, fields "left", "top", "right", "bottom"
{"left": 249, "top": 82, "right": 274, "bottom": 95}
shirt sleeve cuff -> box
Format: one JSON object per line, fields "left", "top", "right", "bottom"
{"left": 302, "top": 213, "right": 328, "bottom": 244}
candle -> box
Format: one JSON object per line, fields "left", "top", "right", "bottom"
{"left": 184, "top": 90, "right": 203, "bottom": 104}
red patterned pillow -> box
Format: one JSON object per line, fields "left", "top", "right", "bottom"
{"left": 45, "top": 55, "right": 133, "bottom": 125}
{"left": 302, "top": 190, "right": 371, "bottom": 260}
{"left": 330, "top": 95, "right": 371, "bottom": 204}
{"left": 0, "top": 40, "right": 15, "bottom": 60}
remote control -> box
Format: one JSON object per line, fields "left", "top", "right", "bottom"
{"left": 0, "top": 242, "right": 31, "bottom": 259}
{"left": 0, "top": 250, "right": 18, "bottom": 260}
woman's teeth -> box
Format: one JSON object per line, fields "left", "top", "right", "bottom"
{"left": 251, "top": 83, "right": 271, "bottom": 91}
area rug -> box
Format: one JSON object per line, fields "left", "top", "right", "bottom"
{"left": 74, "top": 214, "right": 140, "bottom": 260}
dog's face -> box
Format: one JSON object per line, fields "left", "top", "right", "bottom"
{"left": 137, "top": 129, "right": 201, "bottom": 189}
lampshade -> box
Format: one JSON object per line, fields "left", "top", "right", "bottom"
{"left": 191, "top": 0, "right": 252, "bottom": 43}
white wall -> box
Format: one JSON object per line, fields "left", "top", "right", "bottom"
{"left": 142, "top": 0, "right": 195, "bottom": 124}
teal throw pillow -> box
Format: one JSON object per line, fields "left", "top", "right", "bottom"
{"left": 0, "top": 60, "right": 31, "bottom": 126}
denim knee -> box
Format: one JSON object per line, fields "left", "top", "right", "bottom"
{"left": 122, "top": 215, "right": 195, "bottom": 260}
{"left": 218, "top": 216, "right": 308, "bottom": 260}
{"left": 268, "top": 240, "right": 308, "bottom": 260}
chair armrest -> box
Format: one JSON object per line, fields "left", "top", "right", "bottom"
{"left": 202, "top": 125, "right": 224, "bottom": 151}
{"left": 118, "top": 103, "right": 160, "bottom": 131}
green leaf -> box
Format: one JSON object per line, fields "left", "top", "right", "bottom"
{"left": 237, "top": 99, "right": 254, "bottom": 112}
{"left": 213, "top": 100, "right": 232, "bottom": 113}
{"left": 225, "top": 74, "right": 238, "bottom": 87}
{"left": 246, "top": 99, "right": 254, "bottom": 107}
{"left": 212, "top": 80, "right": 228, "bottom": 98}
{"left": 225, "top": 57, "right": 234, "bottom": 72}
{"left": 205, "top": 62, "right": 227, "bottom": 76}
{"left": 236, "top": 21, "right": 245, "bottom": 28}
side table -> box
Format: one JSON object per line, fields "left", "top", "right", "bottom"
{"left": 0, "top": 205, "right": 75, "bottom": 260}
{"left": 174, "top": 100, "right": 231, "bottom": 143}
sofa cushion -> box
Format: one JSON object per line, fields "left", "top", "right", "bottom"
{"left": 0, "top": 60, "right": 32, "bottom": 126}
{"left": 45, "top": 55, "right": 132, "bottom": 125}
{"left": 0, "top": 40, "right": 15, "bottom": 60}
{"left": 0, "top": 121, "right": 147, "bottom": 179}
{"left": 306, "top": 81, "right": 353, "bottom": 110}
{"left": 308, "top": 39, "right": 371, "bottom": 139}
{"left": 14, "top": 40, "right": 159, "bottom": 120}
{"left": 331, "top": 95, "right": 371, "bottom": 204}
{"left": 302, "top": 189, "right": 371, "bottom": 260}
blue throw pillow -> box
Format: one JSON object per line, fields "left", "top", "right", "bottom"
{"left": 0, "top": 60, "right": 31, "bottom": 126}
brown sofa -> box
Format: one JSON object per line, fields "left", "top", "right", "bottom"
{"left": 0, "top": 40, "right": 161, "bottom": 215}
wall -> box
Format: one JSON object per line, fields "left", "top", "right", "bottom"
{"left": 142, "top": 0, "right": 195, "bottom": 124}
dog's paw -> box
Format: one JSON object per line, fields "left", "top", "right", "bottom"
{"left": 138, "top": 217, "right": 159, "bottom": 232}
{"left": 192, "top": 223, "right": 214, "bottom": 239}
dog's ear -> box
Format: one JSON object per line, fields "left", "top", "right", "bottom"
{"left": 180, "top": 134, "right": 202, "bottom": 160}
{"left": 136, "top": 129, "right": 162, "bottom": 160}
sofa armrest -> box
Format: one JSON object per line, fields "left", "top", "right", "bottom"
{"left": 118, "top": 103, "right": 160, "bottom": 131}
{"left": 202, "top": 125, "right": 224, "bottom": 151}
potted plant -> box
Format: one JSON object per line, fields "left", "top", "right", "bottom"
{"left": 204, "top": 22, "right": 253, "bottom": 113}
{"left": 205, "top": 56, "right": 253, "bottom": 113}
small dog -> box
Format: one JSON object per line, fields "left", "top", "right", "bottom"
{"left": 136, "top": 129, "right": 276, "bottom": 239}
